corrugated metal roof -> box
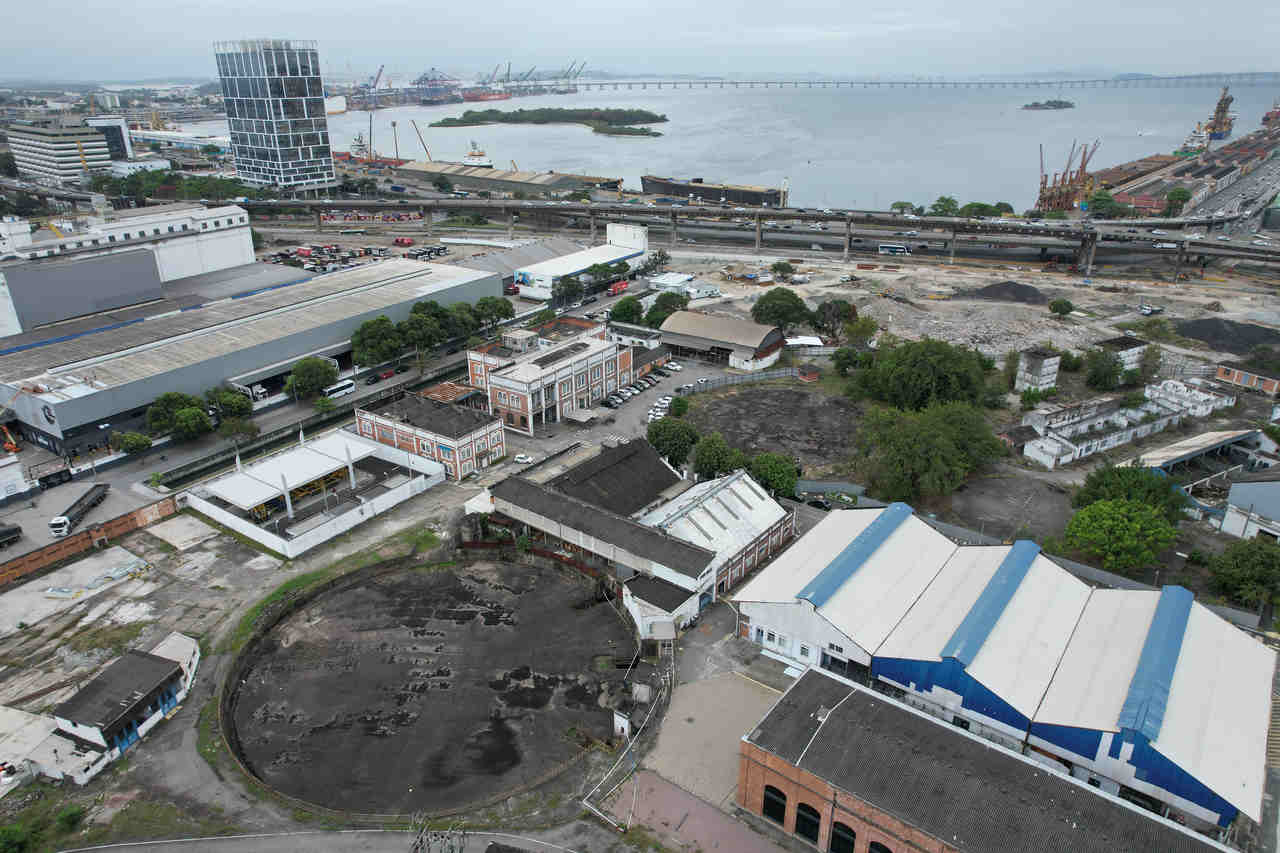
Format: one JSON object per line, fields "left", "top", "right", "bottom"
{"left": 203, "top": 433, "right": 381, "bottom": 510}
{"left": 1156, "top": 602, "right": 1275, "bottom": 823}
{"left": 796, "top": 502, "right": 912, "bottom": 608}
{"left": 1118, "top": 586, "right": 1193, "bottom": 741}
{"left": 514, "top": 244, "right": 643, "bottom": 279}
{"left": 1125, "top": 429, "right": 1257, "bottom": 468}
{"left": 659, "top": 310, "right": 778, "bottom": 350}
{"left": 444, "top": 238, "right": 583, "bottom": 279}
{"left": 942, "top": 540, "right": 1041, "bottom": 666}
{"left": 734, "top": 508, "right": 882, "bottom": 604}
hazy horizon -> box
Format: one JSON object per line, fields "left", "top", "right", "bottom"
{"left": 2, "top": 0, "right": 1274, "bottom": 83}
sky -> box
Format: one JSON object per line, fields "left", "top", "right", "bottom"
{"left": 2, "top": 0, "right": 1276, "bottom": 83}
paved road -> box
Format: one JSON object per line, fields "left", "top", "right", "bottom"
{"left": 59, "top": 828, "right": 601, "bottom": 853}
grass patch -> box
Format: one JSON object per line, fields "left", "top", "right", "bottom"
{"left": 79, "top": 800, "right": 239, "bottom": 846}
{"left": 1115, "top": 318, "right": 1205, "bottom": 350}
{"left": 181, "top": 508, "right": 287, "bottom": 562}
{"left": 218, "top": 567, "right": 334, "bottom": 654}
{"left": 195, "top": 695, "right": 224, "bottom": 773}
{"left": 398, "top": 527, "right": 441, "bottom": 552}
{"left": 65, "top": 621, "right": 151, "bottom": 655}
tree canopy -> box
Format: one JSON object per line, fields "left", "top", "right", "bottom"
{"left": 751, "top": 288, "right": 811, "bottom": 332}
{"left": 1209, "top": 538, "right": 1280, "bottom": 624}
{"left": 692, "top": 432, "right": 741, "bottom": 480}
{"left": 647, "top": 418, "right": 700, "bottom": 468}
{"left": 1073, "top": 464, "right": 1190, "bottom": 523}
{"left": 854, "top": 402, "right": 1005, "bottom": 502}
{"left": 172, "top": 407, "right": 214, "bottom": 441}
{"left": 645, "top": 292, "right": 689, "bottom": 328}
{"left": 474, "top": 295, "right": 515, "bottom": 331}
{"left": 928, "top": 196, "right": 960, "bottom": 217}
{"left": 398, "top": 313, "right": 446, "bottom": 360}
{"left": 810, "top": 299, "right": 855, "bottom": 341}
{"left": 351, "top": 315, "right": 403, "bottom": 367}
{"left": 1049, "top": 298, "right": 1074, "bottom": 316}
{"left": 610, "top": 295, "right": 644, "bottom": 325}
{"left": 1085, "top": 348, "right": 1123, "bottom": 391}
{"left": 290, "top": 356, "right": 339, "bottom": 398}
{"left": 146, "top": 392, "right": 205, "bottom": 435}
{"left": 750, "top": 452, "right": 799, "bottom": 498}
{"left": 553, "top": 275, "right": 583, "bottom": 306}
{"left": 852, "top": 338, "right": 989, "bottom": 410}
{"left": 1064, "top": 499, "right": 1177, "bottom": 572}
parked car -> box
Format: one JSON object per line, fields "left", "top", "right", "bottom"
{"left": 514, "top": 454, "right": 534, "bottom": 464}
{"left": 658, "top": 396, "right": 674, "bottom": 404}
{"left": 697, "top": 377, "right": 712, "bottom": 384}
{"left": 807, "top": 498, "right": 833, "bottom": 511}
{"left": 652, "top": 369, "right": 672, "bottom": 377}
{"left": 379, "top": 369, "right": 395, "bottom": 380}
{"left": 601, "top": 399, "right": 617, "bottom": 409}
{"left": 365, "top": 374, "right": 382, "bottom": 385}
{"left": 395, "top": 364, "right": 410, "bottom": 374}
{"left": 582, "top": 296, "right": 598, "bottom": 304}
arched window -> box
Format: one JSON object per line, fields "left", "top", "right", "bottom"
{"left": 830, "top": 821, "right": 857, "bottom": 853}
{"left": 795, "top": 802, "right": 821, "bottom": 843}
{"left": 762, "top": 784, "right": 787, "bottom": 825}
{"left": 869, "top": 843, "right": 893, "bottom": 853}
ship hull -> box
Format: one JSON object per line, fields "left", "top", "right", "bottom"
{"left": 640, "top": 175, "right": 782, "bottom": 207}
{"left": 461, "top": 90, "right": 512, "bottom": 102}
{"left": 1208, "top": 130, "right": 1231, "bottom": 140}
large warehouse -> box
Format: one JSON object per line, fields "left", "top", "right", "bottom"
{"left": 733, "top": 503, "right": 1275, "bottom": 834}
{"left": 0, "top": 259, "right": 498, "bottom": 454}
{"left": 657, "top": 311, "right": 784, "bottom": 371}
{"left": 512, "top": 224, "right": 648, "bottom": 300}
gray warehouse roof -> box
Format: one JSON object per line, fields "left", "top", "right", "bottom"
{"left": 364, "top": 394, "right": 500, "bottom": 439}
{"left": 0, "top": 259, "right": 493, "bottom": 401}
{"left": 545, "top": 439, "right": 681, "bottom": 516}
{"left": 53, "top": 651, "right": 181, "bottom": 731}
{"left": 748, "top": 669, "right": 1229, "bottom": 853}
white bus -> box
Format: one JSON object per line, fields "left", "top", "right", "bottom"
{"left": 324, "top": 379, "right": 356, "bottom": 399}
{"left": 878, "top": 243, "right": 911, "bottom": 256}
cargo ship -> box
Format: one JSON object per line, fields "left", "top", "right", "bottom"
{"left": 1022, "top": 99, "right": 1075, "bottom": 110}
{"left": 1206, "top": 86, "right": 1236, "bottom": 140}
{"left": 461, "top": 87, "right": 512, "bottom": 102}
{"left": 410, "top": 69, "right": 462, "bottom": 105}
{"left": 640, "top": 175, "right": 786, "bottom": 207}
{"left": 1173, "top": 124, "right": 1208, "bottom": 157}
{"left": 1263, "top": 98, "right": 1280, "bottom": 127}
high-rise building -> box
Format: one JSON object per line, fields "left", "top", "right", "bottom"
{"left": 7, "top": 121, "right": 111, "bottom": 184}
{"left": 212, "top": 39, "right": 335, "bottom": 191}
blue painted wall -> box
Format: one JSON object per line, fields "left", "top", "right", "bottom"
{"left": 872, "top": 656, "right": 1030, "bottom": 732}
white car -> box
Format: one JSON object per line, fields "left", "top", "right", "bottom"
{"left": 1186, "top": 234, "right": 1204, "bottom": 239}
{"left": 666, "top": 362, "right": 683, "bottom": 371}
{"left": 1217, "top": 235, "right": 1232, "bottom": 241}
{"left": 658, "top": 396, "right": 673, "bottom": 404}
{"left": 697, "top": 377, "right": 711, "bottom": 384}
{"left": 1254, "top": 240, "right": 1273, "bottom": 246}
{"left": 514, "top": 454, "right": 534, "bottom": 464}
{"left": 1150, "top": 229, "right": 1167, "bottom": 235}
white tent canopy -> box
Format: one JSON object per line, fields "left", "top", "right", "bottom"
{"left": 205, "top": 433, "right": 377, "bottom": 510}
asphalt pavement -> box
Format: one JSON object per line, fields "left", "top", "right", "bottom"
{"left": 59, "top": 828, "right": 606, "bottom": 853}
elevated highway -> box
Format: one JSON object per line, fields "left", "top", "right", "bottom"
{"left": 239, "top": 198, "right": 1280, "bottom": 269}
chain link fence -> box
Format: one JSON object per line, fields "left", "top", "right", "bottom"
{"left": 673, "top": 367, "right": 801, "bottom": 395}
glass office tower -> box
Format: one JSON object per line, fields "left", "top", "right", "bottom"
{"left": 212, "top": 39, "right": 336, "bottom": 190}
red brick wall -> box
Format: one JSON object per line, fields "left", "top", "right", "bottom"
{"left": 738, "top": 741, "right": 954, "bottom": 853}
{"left": 0, "top": 497, "right": 178, "bottom": 588}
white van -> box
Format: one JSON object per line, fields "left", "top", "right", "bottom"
{"left": 324, "top": 379, "right": 356, "bottom": 399}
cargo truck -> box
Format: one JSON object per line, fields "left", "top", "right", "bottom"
{"left": 0, "top": 524, "right": 21, "bottom": 548}
{"left": 49, "top": 483, "right": 109, "bottom": 538}
{"left": 607, "top": 280, "right": 629, "bottom": 296}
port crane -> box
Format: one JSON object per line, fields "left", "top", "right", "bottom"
{"left": 1035, "top": 138, "right": 1100, "bottom": 212}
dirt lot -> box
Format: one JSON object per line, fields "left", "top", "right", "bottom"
{"left": 684, "top": 385, "right": 859, "bottom": 475}
{"left": 934, "top": 466, "right": 1076, "bottom": 542}
{"left": 229, "top": 561, "right": 632, "bottom": 815}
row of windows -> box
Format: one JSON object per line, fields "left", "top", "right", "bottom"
{"left": 221, "top": 75, "right": 324, "bottom": 101}
{"left": 216, "top": 47, "right": 319, "bottom": 80}
{"left": 761, "top": 786, "right": 886, "bottom": 853}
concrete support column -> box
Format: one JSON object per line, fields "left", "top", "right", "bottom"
{"left": 345, "top": 445, "right": 357, "bottom": 489}
{"left": 949, "top": 230, "right": 956, "bottom": 264}
{"left": 1173, "top": 242, "right": 1187, "bottom": 284}
{"left": 419, "top": 205, "right": 427, "bottom": 231}
{"left": 670, "top": 210, "right": 678, "bottom": 248}
{"left": 589, "top": 211, "right": 597, "bottom": 243}
{"left": 755, "top": 215, "right": 762, "bottom": 252}
{"left": 314, "top": 210, "right": 322, "bottom": 231}
{"left": 1083, "top": 233, "right": 1098, "bottom": 277}
{"left": 843, "top": 216, "right": 852, "bottom": 261}
{"left": 507, "top": 210, "right": 514, "bottom": 241}
{"left": 281, "top": 474, "right": 294, "bottom": 520}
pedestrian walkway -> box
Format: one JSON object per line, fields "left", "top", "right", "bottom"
{"left": 610, "top": 770, "right": 787, "bottom": 853}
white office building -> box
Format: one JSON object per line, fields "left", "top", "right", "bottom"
{"left": 213, "top": 39, "right": 336, "bottom": 190}
{"left": 7, "top": 121, "right": 111, "bottom": 184}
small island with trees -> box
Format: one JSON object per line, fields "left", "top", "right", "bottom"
{"left": 1022, "top": 99, "right": 1076, "bottom": 110}
{"left": 430, "top": 107, "right": 668, "bottom": 137}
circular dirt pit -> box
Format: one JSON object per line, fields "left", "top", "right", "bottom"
{"left": 228, "top": 562, "right": 630, "bottom": 814}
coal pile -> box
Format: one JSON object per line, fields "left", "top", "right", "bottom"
{"left": 1176, "top": 318, "right": 1280, "bottom": 355}
{"left": 970, "top": 281, "right": 1048, "bottom": 305}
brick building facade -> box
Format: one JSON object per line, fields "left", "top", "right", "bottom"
{"left": 355, "top": 395, "right": 504, "bottom": 481}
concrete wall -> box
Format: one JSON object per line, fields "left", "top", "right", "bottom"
{"left": 152, "top": 226, "right": 254, "bottom": 281}
{"left": 0, "top": 497, "right": 177, "bottom": 588}
{"left": 1221, "top": 504, "right": 1280, "bottom": 539}
{"left": 736, "top": 600, "right": 867, "bottom": 668}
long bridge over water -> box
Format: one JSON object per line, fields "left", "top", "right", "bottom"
{"left": 512, "top": 71, "right": 1280, "bottom": 93}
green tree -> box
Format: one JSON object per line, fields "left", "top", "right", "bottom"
{"left": 770, "top": 261, "right": 794, "bottom": 279}
{"left": 854, "top": 402, "right": 1005, "bottom": 502}
{"left": 352, "top": 315, "right": 404, "bottom": 367}
{"left": 115, "top": 432, "right": 153, "bottom": 454}
{"left": 958, "top": 202, "right": 996, "bottom": 218}
{"left": 432, "top": 176, "right": 454, "bottom": 193}
{"left": 313, "top": 396, "right": 336, "bottom": 414}
{"left": 250, "top": 227, "right": 264, "bottom": 250}
{"left": 1002, "top": 350, "right": 1020, "bottom": 391}
{"left": 669, "top": 396, "right": 690, "bottom": 417}
{"left": 928, "top": 196, "right": 960, "bottom": 217}
{"left": 993, "top": 202, "right": 1014, "bottom": 214}
{"left": 889, "top": 201, "right": 915, "bottom": 213}
{"left": 1059, "top": 350, "right": 1084, "bottom": 372}
{"left": 1064, "top": 499, "right": 1177, "bottom": 572}
{"left": 1140, "top": 344, "right": 1162, "bottom": 382}
{"left": 750, "top": 452, "right": 799, "bottom": 497}
{"left": 474, "top": 295, "right": 515, "bottom": 331}
{"left": 844, "top": 316, "right": 878, "bottom": 350}
{"left": 398, "top": 313, "right": 445, "bottom": 364}
{"left": 585, "top": 263, "right": 616, "bottom": 287}
{"left": 1049, "top": 298, "right": 1074, "bottom": 316}
{"left": 644, "top": 292, "right": 690, "bottom": 328}
{"left": 638, "top": 249, "right": 670, "bottom": 275}
{"left": 449, "top": 302, "right": 480, "bottom": 339}
{"left": 209, "top": 390, "right": 249, "bottom": 418}
{"left": 1073, "top": 464, "right": 1191, "bottom": 524}
{"left": 751, "top": 288, "right": 811, "bottom": 331}
{"left": 692, "top": 432, "right": 737, "bottom": 479}
{"left": 811, "top": 299, "right": 855, "bottom": 341}
{"left": 1209, "top": 538, "right": 1280, "bottom": 625}
{"left": 55, "top": 804, "right": 86, "bottom": 833}
{"left": 832, "top": 347, "right": 870, "bottom": 377}
{"left": 610, "top": 295, "right": 644, "bottom": 325}
{"left": 647, "top": 418, "right": 700, "bottom": 468}
{"left": 146, "top": 392, "right": 205, "bottom": 434}
{"left": 1085, "top": 348, "right": 1123, "bottom": 391}
{"left": 149, "top": 142, "right": 163, "bottom": 153}
{"left": 525, "top": 308, "right": 557, "bottom": 328}
{"left": 552, "top": 275, "right": 583, "bottom": 306}
{"left": 1164, "top": 187, "right": 1192, "bottom": 217}
{"left": 172, "top": 407, "right": 213, "bottom": 441}
{"left": 0, "top": 151, "right": 17, "bottom": 178}
{"left": 219, "top": 417, "right": 260, "bottom": 446}
{"left": 853, "top": 338, "right": 990, "bottom": 411}
{"left": 0, "top": 823, "right": 31, "bottom": 853}
{"left": 290, "top": 356, "right": 339, "bottom": 399}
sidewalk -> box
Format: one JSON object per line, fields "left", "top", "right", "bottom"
{"left": 610, "top": 770, "right": 787, "bottom": 853}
